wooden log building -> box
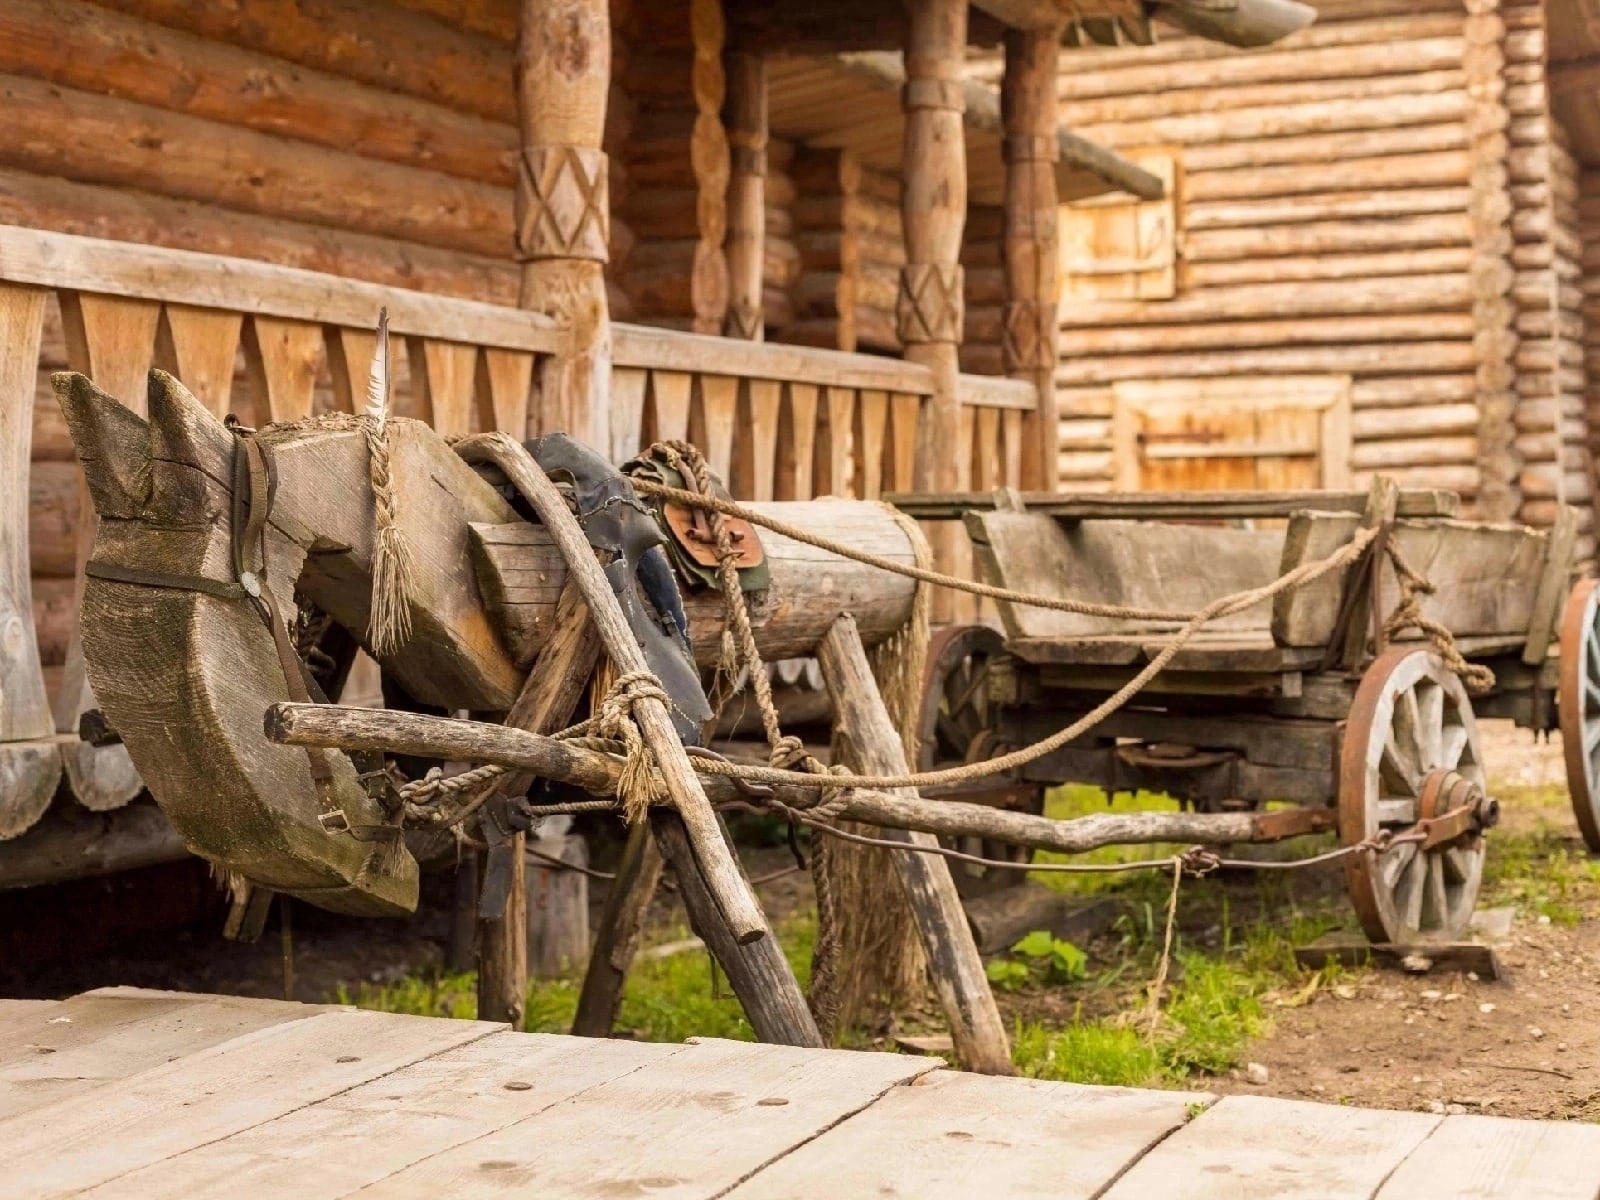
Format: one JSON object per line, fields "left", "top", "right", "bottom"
{"left": 964, "top": 0, "right": 1600, "bottom": 565}
{"left": 0, "top": 0, "right": 1304, "bottom": 886}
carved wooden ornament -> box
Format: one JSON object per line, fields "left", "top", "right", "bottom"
{"left": 896, "top": 263, "right": 965, "bottom": 345}
{"left": 515, "top": 144, "right": 610, "bottom": 264}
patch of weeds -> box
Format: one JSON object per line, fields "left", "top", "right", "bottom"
{"left": 987, "top": 930, "right": 1089, "bottom": 993}
{"left": 1011, "top": 1016, "right": 1164, "bottom": 1087}
{"left": 1483, "top": 812, "right": 1600, "bottom": 924}
{"left": 337, "top": 912, "right": 816, "bottom": 1045}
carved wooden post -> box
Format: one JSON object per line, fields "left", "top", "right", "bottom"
{"left": 516, "top": 0, "right": 612, "bottom": 452}
{"left": 901, "top": 0, "right": 968, "bottom": 620}
{"left": 724, "top": 50, "right": 767, "bottom": 341}
{"left": 1001, "top": 26, "right": 1062, "bottom": 492}
{"left": 692, "top": 0, "right": 732, "bottom": 335}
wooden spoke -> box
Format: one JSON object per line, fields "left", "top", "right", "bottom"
{"left": 1341, "top": 647, "right": 1486, "bottom": 944}
{"left": 1559, "top": 578, "right": 1600, "bottom": 853}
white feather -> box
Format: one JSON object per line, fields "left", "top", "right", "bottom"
{"left": 364, "top": 308, "right": 390, "bottom": 427}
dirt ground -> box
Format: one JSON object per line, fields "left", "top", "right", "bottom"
{"left": 8, "top": 722, "right": 1600, "bottom": 1122}
{"left": 1203, "top": 721, "right": 1600, "bottom": 1120}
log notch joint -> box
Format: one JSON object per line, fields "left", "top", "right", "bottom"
{"left": 514, "top": 144, "right": 610, "bottom": 263}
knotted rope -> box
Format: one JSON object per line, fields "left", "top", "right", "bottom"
{"left": 595, "top": 670, "right": 673, "bottom": 825}
{"left": 1384, "top": 543, "right": 1496, "bottom": 694}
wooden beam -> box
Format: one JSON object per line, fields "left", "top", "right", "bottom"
{"left": 1001, "top": 24, "right": 1061, "bottom": 491}
{"left": 885, "top": 488, "right": 1460, "bottom": 521}
{"left": 723, "top": 50, "right": 767, "bottom": 340}
{"left": 516, "top": 0, "right": 612, "bottom": 451}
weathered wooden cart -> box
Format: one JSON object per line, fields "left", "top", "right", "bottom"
{"left": 897, "top": 485, "right": 1595, "bottom": 947}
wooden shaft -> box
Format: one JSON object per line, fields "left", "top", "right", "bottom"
{"left": 1000, "top": 25, "right": 1061, "bottom": 492}
{"left": 649, "top": 810, "right": 822, "bottom": 1046}
{"left": 516, "top": 0, "right": 611, "bottom": 450}
{"left": 478, "top": 578, "right": 603, "bottom": 1029}
{"left": 265, "top": 702, "right": 1314, "bottom": 857}
{"left": 467, "top": 434, "right": 767, "bottom": 943}
{"left": 816, "top": 614, "right": 1013, "bottom": 1075}
{"left": 723, "top": 49, "right": 767, "bottom": 341}
{"left": 571, "top": 819, "right": 663, "bottom": 1038}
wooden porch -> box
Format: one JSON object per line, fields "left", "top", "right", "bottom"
{"left": 4, "top": 986, "right": 1598, "bottom": 1199}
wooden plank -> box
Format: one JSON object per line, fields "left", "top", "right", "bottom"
{"left": 887, "top": 392, "right": 923, "bottom": 491}
{"left": 0, "top": 284, "right": 53, "bottom": 748}
{"left": 853, "top": 388, "right": 889, "bottom": 499}
{"left": 153, "top": 305, "right": 242, "bottom": 419}
{"left": 739, "top": 377, "right": 782, "bottom": 500}
{"left": 0, "top": 226, "right": 565, "bottom": 354}
{"left": 956, "top": 374, "right": 1037, "bottom": 410}
{"left": 1293, "top": 931, "right": 1502, "bottom": 980}
{"left": 85, "top": 1032, "right": 684, "bottom": 1200}
{"left": 778, "top": 381, "right": 819, "bottom": 500}
{"left": 815, "top": 386, "right": 854, "bottom": 497}
{"left": 730, "top": 1071, "right": 1209, "bottom": 1200}
{"left": 887, "top": 489, "right": 1460, "bottom": 521}
{"left": 612, "top": 323, "right": 933, "bottom": 394}
{"left": 1100, "top": 1094, "right": 1439, "bottom": 1200}
{"left": 324, "top": 325, "right": 376, "bottom": 415}
{"left": 0, "top": 990, "right": 330, "bottom": 1121}
{"left": 346, "top": 1037, "right": 935, "bottom": 1200}
{"left": 1523, "top": 505, "right": 1579, "bottom": 664}
{"left": 1377, "top": 1113, "right": 1600, "bottom": 1199}
{"left": 818, "top": 615, "right": 1013, "bottom": 1076}
{"left": 647, "top": 370, "right": 693, "bottom": 444}
{"left": 477, "top": 348, "right": 534, "bottom": 438}
{"left": 244, "top": 316, "right": 322, "bottom": 424}
{"left": 0, "top": 1009, "right": 497, "bottom": 1196}
{"left": 694, "top": 374, "right": 740, "bottom": 483}
{"left": 409, "top": 338, "right": 479, "bottom": 437}
{"left": 608, "top": 366, "right": 649, "bottom": 463}
{"left": 1273, "top": 514, "right": 1550, "bottom": 648}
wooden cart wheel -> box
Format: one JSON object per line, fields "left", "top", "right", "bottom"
{"left": 1558, "top": 577, "right": 1600, "bottom": 852}
{"left": 917, "top": 624, "right": 1006, "bottom": 774}
{"left": 1341, "top": 647, "right": 1487, "bottom": 945}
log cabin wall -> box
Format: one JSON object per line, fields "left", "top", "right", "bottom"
{"left": 1504, "top": 0, "right": 1597, "bottom": 557}
{"left": 1044, "top": 0, "right": 1592, "bottom": 543}
{"left": 961, "top": 205, "right": 1007, "bottom": 376}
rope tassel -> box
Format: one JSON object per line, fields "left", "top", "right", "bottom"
{"left": 362, "top": 309, "right": 417, "bottom": 657}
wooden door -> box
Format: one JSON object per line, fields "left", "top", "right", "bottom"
{"left": 1111, "top": 376, "right": 1352, "bottom": 492}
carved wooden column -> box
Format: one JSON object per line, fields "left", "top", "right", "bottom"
{"left": 724, "top": 50, "right": 767, "bottom": 341}
{"left": 1001, "top": 26, "right": 1062, "bottom": 492}
{"left": 516, "top": 0, "right": 612, "bottom": 452}
{"left": 900, "top": 0, "right": 968, "bottom": 494}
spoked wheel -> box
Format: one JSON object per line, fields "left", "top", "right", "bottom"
{"left": 1341, "top": 647, "right": 1488, "bottom": 944}
{"left": 917, "top": 625, "right": 1006, "bottom": 773}
{"left": 916, "top": 624, "right": 1032, "bottom": 894}
{"left": 1558, "top": 577, "right": 1600, "bottom": 852}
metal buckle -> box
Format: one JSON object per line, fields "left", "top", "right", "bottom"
{"left": 317, "top": 809, "right": 351, "bottom": 834}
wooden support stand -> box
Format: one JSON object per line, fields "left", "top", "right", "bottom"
{"left": 817, "top": 614, "right": 1014, "bottom": 1075}
{"left": 572, "top": 819, "right": 664, "bottom": 1037}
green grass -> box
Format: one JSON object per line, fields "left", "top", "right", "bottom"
{"left": 1482, "top": 784, "right": 1600, "bottom": 927}
{"left": 339, "top": 913, "right": 816, "bottom": 1045}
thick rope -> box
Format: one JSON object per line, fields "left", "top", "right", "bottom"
{"left": 1384, "top": 543, "right": 1496, "bottom": 694}
{"left": 595, "top": 671, "right": 673, "bottom": 825}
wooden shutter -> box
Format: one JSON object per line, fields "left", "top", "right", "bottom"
{"left": 1111, "top": 376, "right": 1353, "bottom": 492}
{"left": 1058, "top": 148, "right": 1180, "bottom": 303}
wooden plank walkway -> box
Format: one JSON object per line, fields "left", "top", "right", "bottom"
{"left": 2, "top": 988, "right": 1597, "bottom": 1199}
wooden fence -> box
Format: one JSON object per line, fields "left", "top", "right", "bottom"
{"left": 0, "top": 225, "right": 1030, "bottom": 839}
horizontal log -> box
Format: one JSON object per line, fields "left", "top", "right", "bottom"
{"left": 1185, "top": 214, "right": 1474, "bottom": 262}
{"left": 1058, "top": 313, "right": 1475, "bottom": 357}
{"left": 0, "top": 75, "right": 513, "bottom": 258}
{"left": 470, "top": 499, "right": 919, "bottom": 668}
{"left": 0, "top": 801, "right": 188, "bottom": 889}
{"left": 1352, "top": 402, "right": 1480, "bottom": 440}
{"left": 0, "top": 0, "right": 516, "bottom": 186}
{"left": 93, "top": 0, "right": 516, "bottom": 123}
{"left": 1185, "top": 149, "right": 1471, "bottom": 204}
{"left": 1187, "top": 187, "right": 1474, "bottom": 232}
{"left": 1184, "top": 122, "right": 1469, "bottom": 174}
{"left": 1059, "top": 275, "right": 1473, "bottom": 329}
{"left": 264, "top": 703, "right": 1335, "bottom": 856}
{"left": 1185, "top": 246, "right": 1474, "bottom": 289}
{"left": 1350, "top": 436, "right": 1478, "bottom": 470}
{"left": 1054, "top": 341, "right": 1478, "bottom": 385}
{"left": 0, "top": 168, "right": 520, "bottom": 303}
{"left": 1075, "top": 92, "right": 1468, "bottom": 152}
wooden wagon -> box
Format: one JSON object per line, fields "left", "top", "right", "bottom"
{"left": 896, "top": 483, "right": 1598, "bottom": 947}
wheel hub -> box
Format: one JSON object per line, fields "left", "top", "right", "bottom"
{"left": 1415, "top": 768, "right": 1498, "bottom": 850}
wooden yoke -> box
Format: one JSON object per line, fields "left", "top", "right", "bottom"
{"left": 516, "top": 0, "right": 612, "bottom": 450}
